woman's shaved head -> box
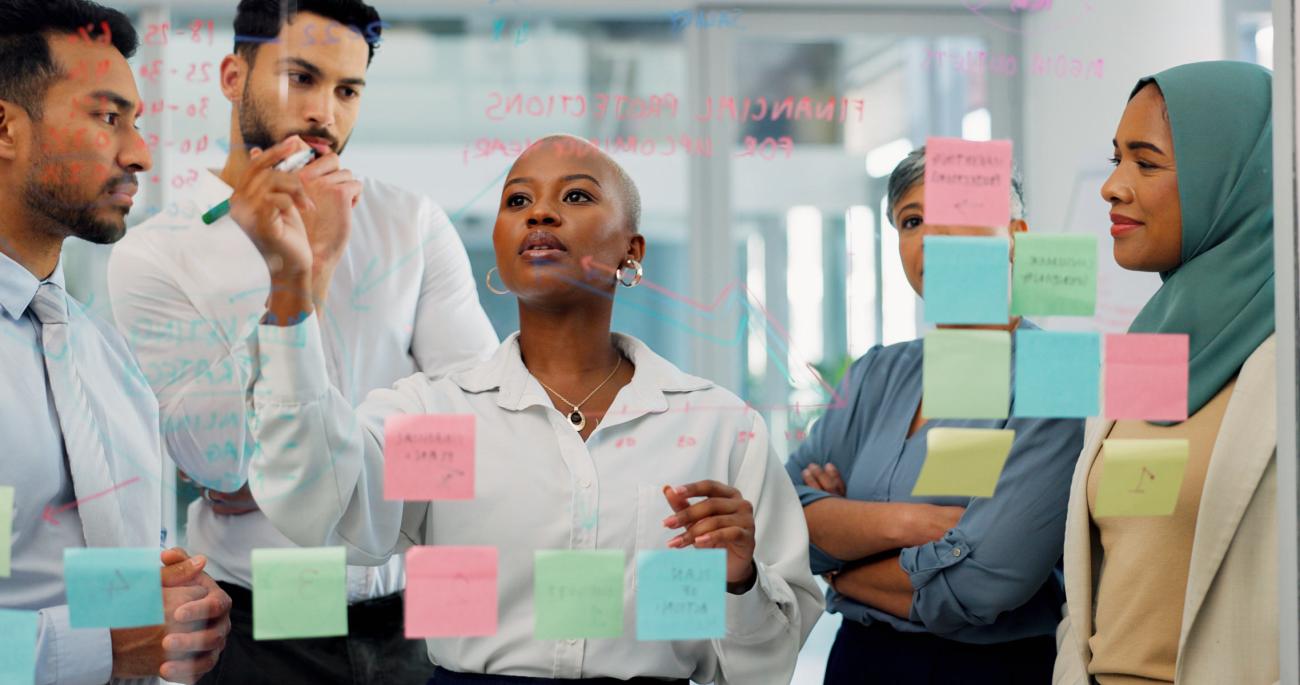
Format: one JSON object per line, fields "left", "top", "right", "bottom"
{"left": 520, "top": 134, "right": 642, "bottom": 234}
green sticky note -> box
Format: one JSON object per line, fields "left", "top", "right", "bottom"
{"left": 252, "top": 547, "right": 347, "bottom": 640}
{"left": 0, "top": 486, "right": 12, "bottom": 578}
{"left": 64, "top": 548, "right": 163, "bottom": 628}
{"left": 636, "top": 549, "right": 726, "bottom": 640}
{"left": 534, "top": 550, "right": 623, "bottom": 639}
{"left": 1011, "top": 234, "right": 1097, "bottom": 316}
{"left": 912, "top": 428, "right": 1016, "bottom": 498}
{"left": 0, "top": 609, "right": 37, "bottom": 685}
{"left": 923, "top": 330, "right": 1011, "bottom": 419}
{"left": 1094, "top": 439, "right": 1189, "bottom": 517}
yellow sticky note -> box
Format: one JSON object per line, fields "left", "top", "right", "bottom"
{"left": 1094, "top": 439, "right": 1189, "bottom": 517}
{"left": 0, "top": 486, "right": 11, "bottom": 578}
{"left": 912, "top": 428, "right": 1015, "bottom": 498}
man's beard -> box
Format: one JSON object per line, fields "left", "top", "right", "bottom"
{"left": 239, "top": 80, "right": 346, "bottom": 155}
{"left": 23, "top": 151, "right": 128, "bottom": 245}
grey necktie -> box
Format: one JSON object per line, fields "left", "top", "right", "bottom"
{"left": 29, "top": 281, "right": 128, "bottom": 547}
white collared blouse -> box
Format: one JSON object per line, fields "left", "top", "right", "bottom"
{"left": 247, "top": 321, "right": 822, "bottom": 683}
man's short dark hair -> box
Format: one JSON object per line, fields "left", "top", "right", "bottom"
{"left": 234, "top": 0, "right": 384, "bottom": 67}
{"left": 0, "top": 0, "right": 138, "bottom": 121}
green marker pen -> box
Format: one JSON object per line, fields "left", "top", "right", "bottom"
{"left": 201, "top": 148, "right": 317, "bottom": 225}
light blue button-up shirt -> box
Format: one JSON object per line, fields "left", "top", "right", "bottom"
{"left": 785, "top": 322, "right": 1083, "bottom": 645}
{"left": 0, "top": 249, "right": 164, "bottom": 685}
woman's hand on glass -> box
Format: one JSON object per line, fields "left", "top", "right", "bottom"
{"left": 662, "top": 481, "right": 758, "bottom": 592}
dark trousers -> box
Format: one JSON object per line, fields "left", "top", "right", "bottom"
{"left": 824, "top": 619, "right": 1056, "bottom": 685}
{"left": 431, "top": 668, "right": 688, "bottom": 685}
{"left": 199, "top": 581, "right": 433, "bottom": 685}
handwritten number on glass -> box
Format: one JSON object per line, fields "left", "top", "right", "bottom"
{"left": 1129, "top": 466, "right": 1156, "bottom": 494}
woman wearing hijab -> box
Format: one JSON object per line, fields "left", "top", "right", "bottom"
{"left": 1053, "top": 61, "right": 1278, "bottom": 685}
{"left": 229, "top": 134, "right": 822, "bottom": 684}
{"left": 787, "top": 148, "right": 1084, "bottom": 684}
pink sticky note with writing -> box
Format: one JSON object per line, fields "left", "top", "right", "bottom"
{"left": 404, "top": 546, "right": 498, "bottom": 638}
{"left": 384, "top": 414, "right": 475, "bottom": 500}
{"left": 1104, "top": 334, "right": 1189, "bottom": 422}
{"left": 923, "top": 137, "right": 1013, "bottom": 227}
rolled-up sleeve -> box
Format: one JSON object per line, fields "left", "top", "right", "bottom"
{"left": 246, "top": 313, "right": 419, "bottom": 566}
{"left": 783, "top": 348, "right": 877, "bottom": 574}
{"left": 899, "top": 416, "right": 1083, "bottom": 635}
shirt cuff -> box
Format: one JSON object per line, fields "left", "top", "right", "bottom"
{"left": 725, "top": 561, "right": 784, "bottom": 641}
{"left": 899, "top": 527, "right": 973, "bottom": 590}
{"left": 39, "top": 605, "right": 112, "bottom": 685}
{"left": 252, "top": 313, "right": 331, "bottom": 403}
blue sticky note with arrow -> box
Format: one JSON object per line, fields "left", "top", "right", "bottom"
{"left": 0, "top": 609, "right": 37, "bottom": 685}
{"left": 923, "top": 236, "right": 1010, "bottom": 324}
{"left": 63, "top": 548, "right": 163, "bottom": 629}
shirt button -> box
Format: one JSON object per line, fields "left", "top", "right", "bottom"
{"left": 952, "top": 548, "right": 962, "bottom": 557}
{"left": 567, "top": 639, "right": 578, "bottom": 645}
{"left": 579, "top": 479, "right": 591, "bottom": 488}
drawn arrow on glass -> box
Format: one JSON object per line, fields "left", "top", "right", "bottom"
{"left": 43, "top": 476, "right": 142, "bottom": 525}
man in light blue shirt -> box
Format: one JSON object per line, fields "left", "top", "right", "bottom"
{"left": 0, "top": 1, "right": 231, "bottom": 682}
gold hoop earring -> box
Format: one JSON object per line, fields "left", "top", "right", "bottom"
{"left": 485, "top": 267, "right": 510, "bottom": 296}
{"left": 615, "top": 258, "right": 643, "bottom": 288}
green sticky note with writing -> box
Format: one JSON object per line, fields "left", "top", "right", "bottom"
{"left": 0, "top": 486, "right": 12, "bottom": 578}
{"left": 252, "top": 547, "right": 347, "bottom": 640}
{"left": 923, "top": 329, "right": 1010, "bottom": 419}
{"left": 912, "top": 428, "right": 1016, "bottom": 498}
{"left": 1094, "top": 439, "right": 1189, "bottom": 517}
{"left": 534, "top": 550, "right": 624, "bottom": 639}
{"left": 0, "top": 609, "right": 37, "bottom": 685}
{"left": 1011, "top": 234, "right": 1097, "bottom": 316}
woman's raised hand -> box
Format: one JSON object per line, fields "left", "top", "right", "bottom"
{"left": 662, "top": 481, "right": 758, "bottom": 592}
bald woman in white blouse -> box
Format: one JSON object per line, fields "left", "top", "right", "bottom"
{"left": 232, "top": 134, "right": 822, "bottom": 684}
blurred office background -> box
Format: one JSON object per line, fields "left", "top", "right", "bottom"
{"left": 81, "top": 1, "right": 1273, "bottom": 681}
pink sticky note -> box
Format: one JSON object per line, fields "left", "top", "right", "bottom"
{"left": 924, "top": 137, "right": 1013, "bottom": 227}
{"left": 384, "top": 414, "right": 475, "bottom": 500}
{"left": 1104, "top": 334, "right": 1189, "bottom": 421}
{"left": 404, "top": 546, "right": 497, "bottom": 638}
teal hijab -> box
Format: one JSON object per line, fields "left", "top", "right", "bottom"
{"left": 1125, "top": 61, "right": 1275, "bottom": 418}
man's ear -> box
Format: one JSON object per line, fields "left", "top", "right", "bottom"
{"left": 0, "top": 99, "right": 28, "bottom": 163}
{"left": 219, "top": 54, "right": 248, "bottom": 104}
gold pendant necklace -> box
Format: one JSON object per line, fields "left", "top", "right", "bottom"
{"left": 535, "top": 356, "right": 623, "bottom": 431}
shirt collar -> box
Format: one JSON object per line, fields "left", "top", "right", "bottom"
{"left": 451, "top": 331, "right": 714, "bottom": 421}
{"left": 0, "top": 249, "right": 65, "bottom": 320}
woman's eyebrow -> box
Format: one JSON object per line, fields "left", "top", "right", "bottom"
{"left": 562, "top": 174, "right": 601, "bottom": 186}
{"left": 1113, "top": 138, "right": 1166, "bottom": 155}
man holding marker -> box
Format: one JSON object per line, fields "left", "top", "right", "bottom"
{"left": 107, "top": 1, "right": 497, "bottom": 683}
{"left": 0, "top": 1, "right": 231, "bottom": 683}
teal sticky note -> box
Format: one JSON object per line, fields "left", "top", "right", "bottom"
{"left": 1011, "top": 234, "right": 1098, "bottom": 316}
{"left": 923, "top": 329, "right": 1011, "bottom": 419}
{"left": 252, "top": 547, "right": 348, "bottom": 640}
{"left": 923, "top": 236, "right": 1010, "bottom": 324}
{"left": 63, "top": 548, "right": 163, "bottom": 629}
{"left": 0, "top": 485, "right": 12, "bottom": 578}
{"left": 0, "top": 610, "right": 37, "bottom": 685}
{"left": 1014, "top": 330, "right": 1100, "bottom": 418}
{"left": 534, "top": 550, "right": 624, "bottom": 639}
{"left": 636, "top": 549, "right": 726, "bottom": 640}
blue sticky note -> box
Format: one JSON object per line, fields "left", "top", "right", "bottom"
{"left": 1014, "top": 330, "right": 1100, "bottom": 418}
{"left": 63, "top": 548, "right": 163, "bottom": 629}
{"left": 636, "top": 549, "right": 726, "bottom": 640}
{"left": 923, "top": 236, "right": 1010, "bottom": 324}
{"left": 0, "top": 610, "right": 37, "bottom": 685}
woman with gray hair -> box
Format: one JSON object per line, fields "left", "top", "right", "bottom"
{"left": 784, "top": 146, "right": 1083, "bottom": 683}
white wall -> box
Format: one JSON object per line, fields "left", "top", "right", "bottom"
{"left": 1020, "top": 0, "right": 1226, "bottom": 331}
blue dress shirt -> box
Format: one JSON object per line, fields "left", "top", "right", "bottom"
{"left": 785, "top": 322, "right": 1083, "bottom": 644}
{"left": 0, "top": 250, "right": 163, "bottom": 684}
